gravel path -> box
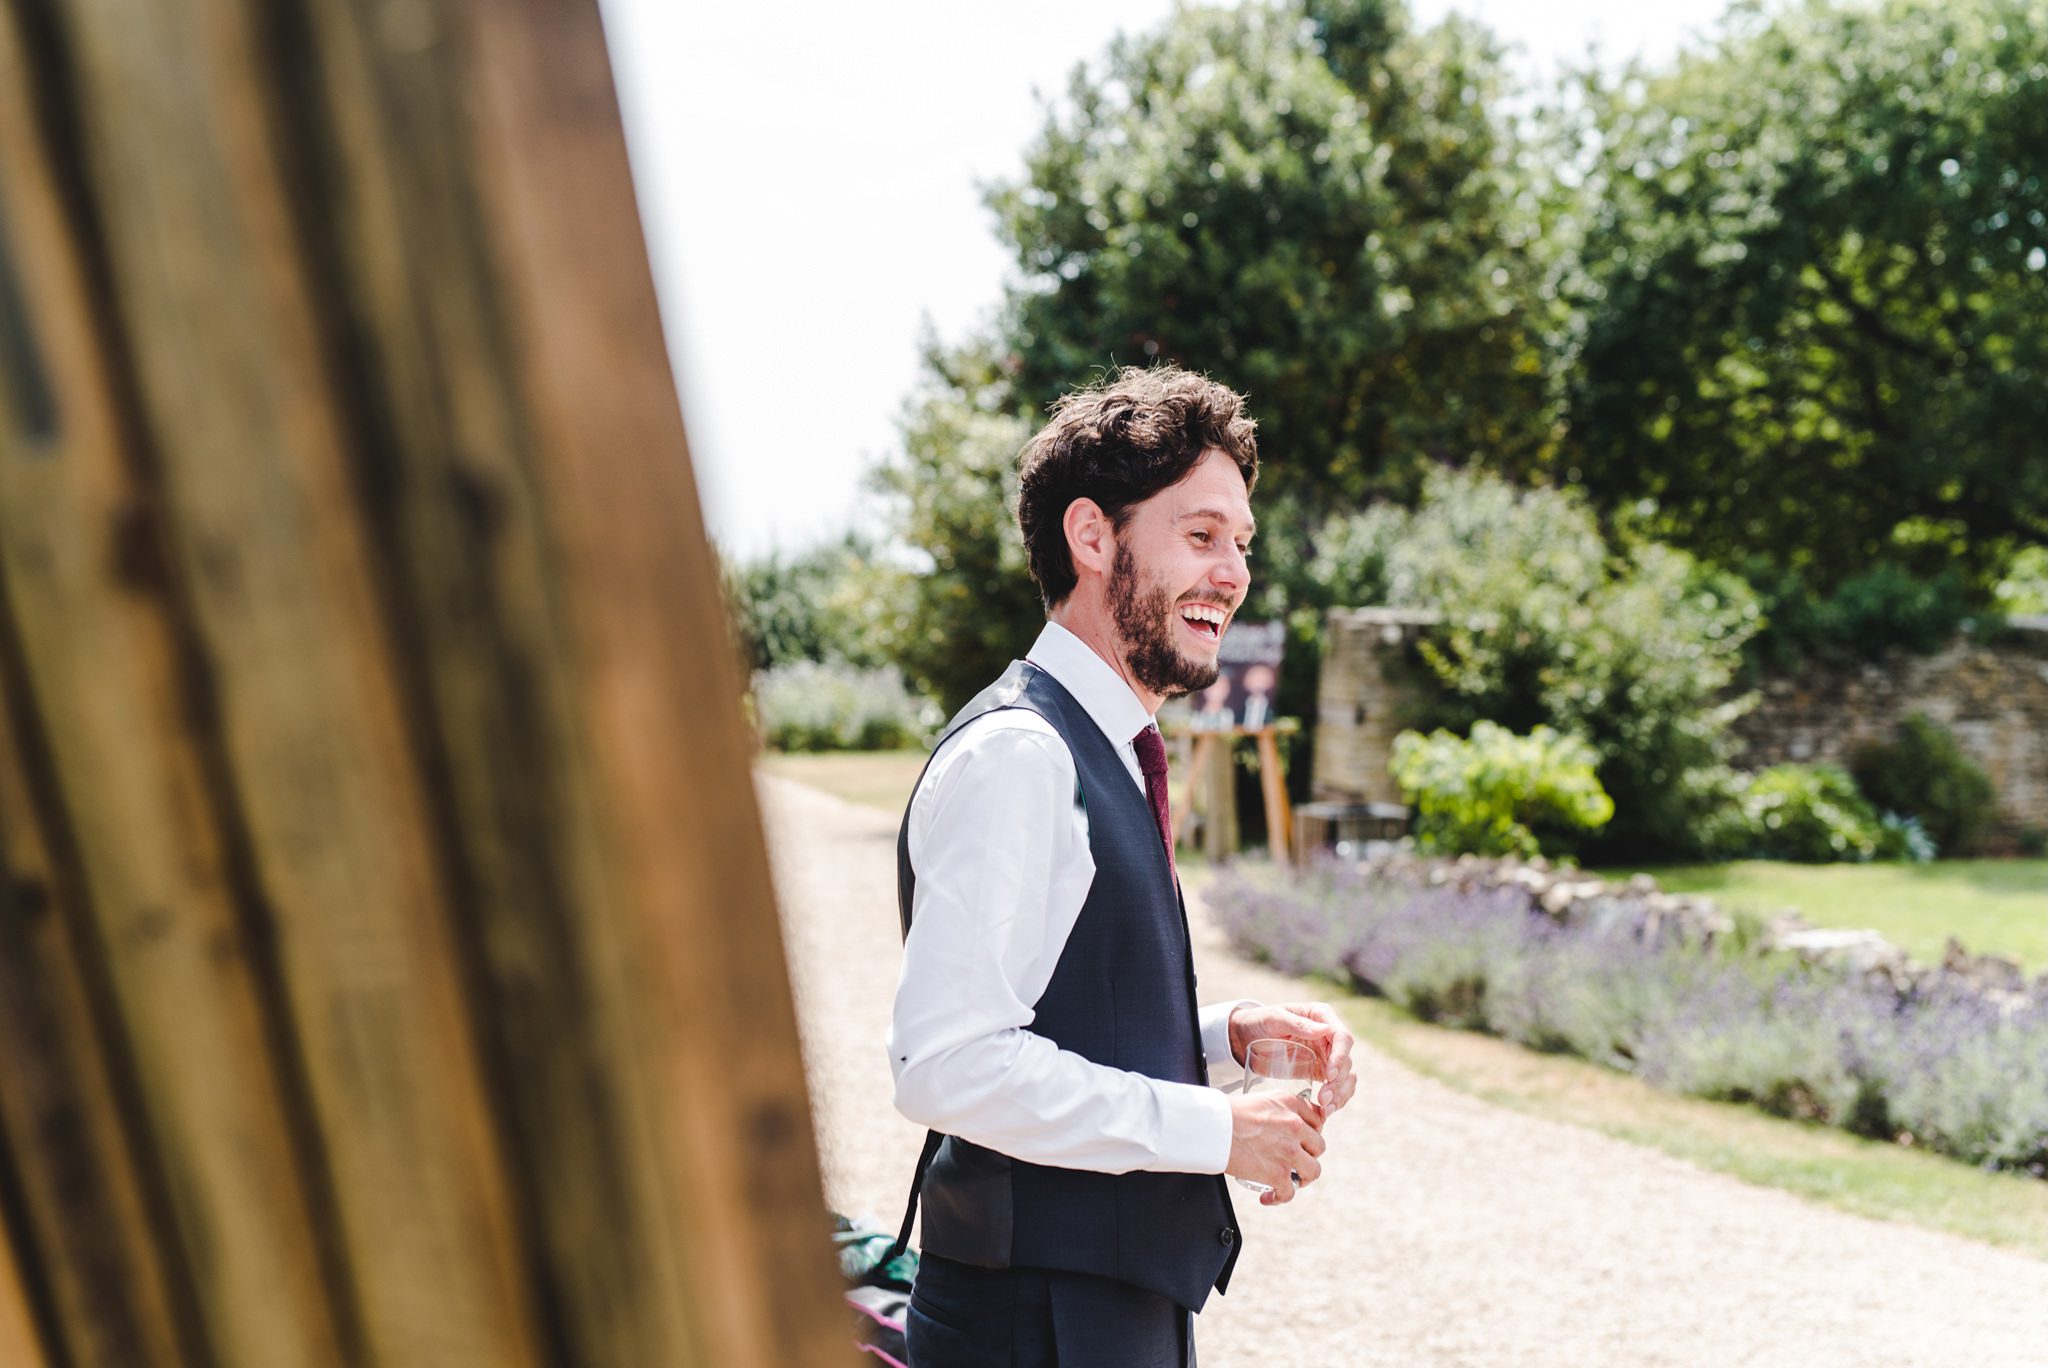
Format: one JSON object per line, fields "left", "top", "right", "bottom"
{"left": 761, "top": 773, "right": 2048, "bottom": 1367}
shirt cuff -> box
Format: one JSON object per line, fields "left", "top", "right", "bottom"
{"left": 1199, "top": 998, "right": 1260, "bottom": 1067}
{"left": 1146, "top": 1080, "right": 1236, "bottom": 1175}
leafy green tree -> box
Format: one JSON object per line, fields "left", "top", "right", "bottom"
{"left": 721, "top": 530, "right": 918, "bottom": 682}
{"left": 866, "top": 358, "right": 1044, "bottom": 715}
{"left": 986, "top": 0, "right": 1556, "bottom": 518}
{"left": 891, "top": 0, "right": 1560, "bottom": 739}
{"left": 1551, "top": 0, "right": 2047, "bottom": 595}
{"left": 1315, "top": 469, "right": 1761, "bottom": 857}
{"left": 722, "top": 534, "right": 868, "bottom": 672}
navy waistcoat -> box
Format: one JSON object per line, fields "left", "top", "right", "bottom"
{"left": 895, "top": 660, "right": 1241, "bottom": 1313}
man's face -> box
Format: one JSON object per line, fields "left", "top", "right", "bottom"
{"left": 1105, "top": 448, "right": 1255, "bottom": 699}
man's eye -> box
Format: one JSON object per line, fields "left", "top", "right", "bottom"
{"left": 1190, "top": 531, "right": 1211, "bottom": 545}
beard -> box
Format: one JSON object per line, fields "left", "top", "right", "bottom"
{"left": 1108, "top": 542, "right": 1221, "bottom": 699}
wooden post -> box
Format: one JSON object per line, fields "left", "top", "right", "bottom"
{"left": 1254, "top": 729, "right": 1293, "bottom": 863}
{"left": 1169, "top": 724, "right": 1296, "bottom": 862}
{"left": 1202, "top": 732, "right": 1240, "bottom": 862}
{"left": 0, "top": 0, "right": 851, "bottom": 1364}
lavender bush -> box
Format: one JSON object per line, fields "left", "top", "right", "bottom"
{"left": 1209, "top": 860, "right": 2048, "bottom": 1174}
{"left": 752, "top": 660, "right": 942, "bottom": 752}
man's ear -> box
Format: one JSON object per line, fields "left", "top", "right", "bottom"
{"left": 1063, "top": 498, "right": 1115, "bottom": 582}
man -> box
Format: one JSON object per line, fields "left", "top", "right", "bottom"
{"left": 888, "top": 366, "right": 1359, "bottom": 1366}
{"left": 1238, "top": 662, "right": 1277, "bottom": 731}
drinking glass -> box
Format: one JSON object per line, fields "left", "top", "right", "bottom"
{"left": 1232, "top": 1037, "right": 1323, "bottom": 1194}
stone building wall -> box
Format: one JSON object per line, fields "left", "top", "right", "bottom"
{"left": 1315, "top": 607, "right": 2048, "bottom": 846}
{"left": 1312, "top": 608, "right": 1440, "bottom": 804}
{"left": 1728, "top": 619, "right": 2048, "bottom": 845}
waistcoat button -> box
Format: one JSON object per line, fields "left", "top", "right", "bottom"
{"left": 1219, "top": 1227, "right": 1236, "bottom": 1246}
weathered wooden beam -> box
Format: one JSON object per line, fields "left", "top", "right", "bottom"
{"left": 453, "top": 0, "right": 852, "bottom": 1359}
{"left": 0, "top": 0, "right": 850, "bottom": 1361}
{"left": 0, "top": 6, "right": 347, "bottom": 1361}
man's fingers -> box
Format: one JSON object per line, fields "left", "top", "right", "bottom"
{"left": 1294, "top": 1153, "right": 1322, "bottom": 1186}
{"left": 1278, "top": 1093, "right": 1324, "bottom": 1130}
{"left": 1286, "top": 1011, "right": 1334, "bottom": 1039}
{"left": 1300, "top": 1125, "right": 1326, "bottom": 1158}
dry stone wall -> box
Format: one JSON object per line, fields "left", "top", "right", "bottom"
{"left": 1370, "top": 849, "right": 2042, "bottom": 1009}
{"left": 1315, "top": 608, "right": 2048, "bottom": 846}
{"left": 1729, "top": 620, "right": 2047, "bottom": 847}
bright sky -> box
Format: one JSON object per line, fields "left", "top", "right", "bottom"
{"left": 599, "top": 0, "right": 1736, "bottom": 559}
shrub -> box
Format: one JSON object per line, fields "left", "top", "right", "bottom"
{"left": 1208, "top": 861, "right": 2048, "bottom": 1172}
{"left": 1387, "top": 721, "right": 1614, "bottom": 858}
{"left": 752, "top": 660, "right": 941, "bottom": 753}
{"left": 721, "top": 534, "right": 910, "bottom": 675}
{"left": 1992, "top": 543, "right": 2048, "bottom": 618}
{"left": 1696, "top": 764, "right": 1899, "bottom": 863}
{"left": 1312, "top": 469, "right": 1761, "bottom": 860}
{"left": 1850, "top": 714, "right": 1997, "bottom": 857}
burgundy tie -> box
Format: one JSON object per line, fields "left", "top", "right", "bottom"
{"left": 1132, "top": 725, "right": 1177, "bottom": 882}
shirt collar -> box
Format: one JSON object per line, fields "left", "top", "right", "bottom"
{"left": 1026, "top": 621, "right": 1157, "bottom": 750}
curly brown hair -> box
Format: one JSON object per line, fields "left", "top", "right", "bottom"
{"left": 1016, "top": 366, "right": 1259, "bottom": 607}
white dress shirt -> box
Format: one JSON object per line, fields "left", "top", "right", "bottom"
{"left": 888, "top": 622, "right": 1253, "bottom": 1175}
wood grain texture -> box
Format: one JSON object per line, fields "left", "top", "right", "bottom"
{"left": 0, "top": 7, "right": 342, "bottom": 1362}
{"left": 0, "top": 0, "right": 849, "bottom": 1361}
{"left": 7, "top": 0, "right": 540, "bottom": 1362}
{"left": 0, "top": 645, "right": 174, "bottom": 1368}
{"left": 456, "top": 0, "right": 853, "bottom": 1361}
{"left": 0, "top": 1162, "right": 51, "bottom": 1368}
{"left": 248, "top": 0, "right": 709, "bottom": 1357}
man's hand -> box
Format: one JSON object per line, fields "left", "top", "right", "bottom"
{"left": 1228, "top": 1001, "right": 1359, "bottom": 1113}
{"left": 1225, "top": 1092, "right": 1325, "bottom": 1205}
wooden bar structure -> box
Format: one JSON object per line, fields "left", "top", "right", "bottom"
{"left": 0, "top": 0, "right": 851, "bottom": 1363}
{"left": 1169, "top": 721, "right": 1298, "bottom": 863}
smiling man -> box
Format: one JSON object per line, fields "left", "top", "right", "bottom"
{"left": 887, "top": 366, "right": 1358, "bottom": 1367}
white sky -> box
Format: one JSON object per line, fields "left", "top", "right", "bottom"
{"left": 599, "top": 0, "right": 1736, "bottom": 559}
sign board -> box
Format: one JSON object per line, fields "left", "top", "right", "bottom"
{"left": 1190, "top": 620, "right": 1285, "bottom": 730}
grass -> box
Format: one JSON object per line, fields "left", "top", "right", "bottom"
{"left": 1333, "top": 986, "right": 2048, "bottom": 1257}
{"left": 1588, "top": 859, "right": 2049, "bottom": 973}
{"left": 757, "top": 749, "right": 930, "bottom": 814}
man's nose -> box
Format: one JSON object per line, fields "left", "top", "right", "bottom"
{"left": 1211, "top": 544, "right": 1250, "bottom": 594}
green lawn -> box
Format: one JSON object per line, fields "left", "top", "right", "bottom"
{"left": 1588, "top": 859, "right": 2048, "bottom": 973}
{"left": 757, "top": 749, "right": 929, "bottom": 814}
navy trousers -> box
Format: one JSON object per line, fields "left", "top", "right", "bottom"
{"left": 906, "top": 1255, "right": 1195, "bottom": 1368}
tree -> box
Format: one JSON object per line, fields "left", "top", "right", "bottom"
{"left": 866, "top": 342, "right": 1044, "bottom": 714}
{"left": 986, "top": 0, "right": 1556, "bottom": 519}
{"left": 1551, "top": 0, "right": 2048, "bottom": 596}
{"left": 891, "top": 0, "right": 1559, "bottom": 733}
{"left": 720, "top": 532, "right": 907, "bottom": 674}
{"left": 1314, "top": 469, "right": 1762, "bottom": 858}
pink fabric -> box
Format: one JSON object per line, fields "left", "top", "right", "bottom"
{"left": 1132, "top": 725, "right": 1178, "bottom": 884}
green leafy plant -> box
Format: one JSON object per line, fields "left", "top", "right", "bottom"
{"left": 1698, "top": 764, "right": 1897, "bottom": 864}
{"left": 1389, "top": 720, "right": 1615, "bottom": 858}
{"left": 752, "top": 661, "right": 941, "bottom": 753}
{"left": 1851, "top": 714, "right": 1998, "bottom": 856}
{"left": 721, "top": 533, "right": 908, "bottom": 675}
{"left": 1318, "top": 468, "right": 1759, "bottom": 859}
